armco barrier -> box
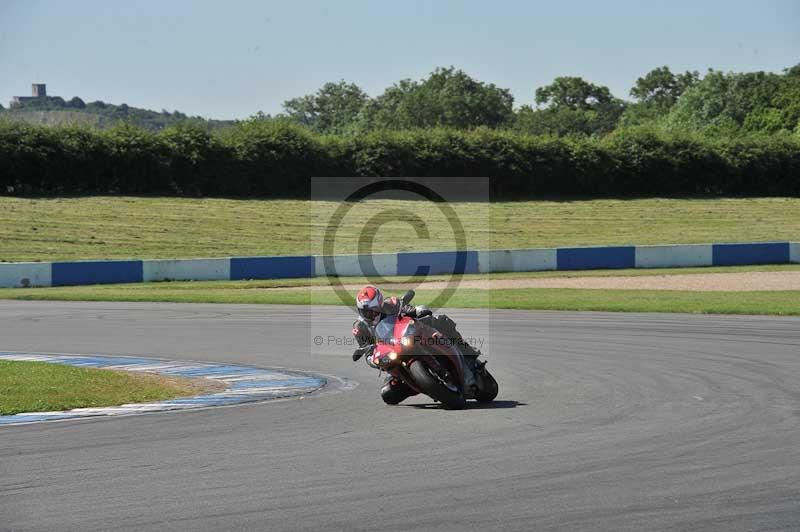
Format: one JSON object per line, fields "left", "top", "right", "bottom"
{"left": 712, "top": 242, "right": 791, "bottom": 266}
{"left": 397, "top": 251, "right": 479, "bottom": 276}
{"left": 557, "top": 246, "right": 636, "bottom": 271}
{"left": 0, "top": 241, "right": 797, "bottom": 288}
{"left": 314, "top": 253, "right": 398, "bottom": 277}
{"left": 0, "top": 262, "right": 51, "bottom": 288}
{"left": 635, "top": 244, "right": 713, "bottom": 268}
{"left": 477, "top": 249, "right": 557, "bottom": 273}
{"left": 142, "top": 258, "right": 230, "bottom": 282}
{"left": 230, "top": 256, "right": 315, "bottom": 280}
{"left": 51, "top": 260, "right": 142, "bottom": 287}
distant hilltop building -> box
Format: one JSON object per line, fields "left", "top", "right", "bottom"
{"left": 11, "top": 83, "right": 48, "bottom": 106}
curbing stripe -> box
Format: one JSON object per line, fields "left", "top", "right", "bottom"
{"left": 0, "top": 353, "right": 326, "bottom": 426}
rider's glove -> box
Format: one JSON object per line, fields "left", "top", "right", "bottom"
{"left": 352, "top": 345, "right": 373, "bottom": 362}
{"left": 399, "top": 304, "right": 417, "bottom": 318}
{"left": 353, "top": 320, "right": 374, "bottom": 348}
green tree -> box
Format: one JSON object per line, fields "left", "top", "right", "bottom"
{"left": 630, "top": 66, "right": 699, "bottom": 108}
{"left": 785, "top": 64, "right": 800, "bottom": 78}
{"left": 67, "top": 96, "right": 86, "bottom": 109}
{"left": 514, "top": 105, "right": 620, "bottom": 136}
{"left": 621, "top": 67, "right": 699, "bottom": 127}
{"left": 357, "top": 67, "right": 514, "bottom": 130}
{"left": 534, "top": 76, "right": 616, "bottom": 109}
{"left": 355, "top": 79, "right": 415, "bottom": 130}
{"left": 283, "top": 81, "right": 369, "bottom": 134}
{"left": 517, "top": 76, "right": 624, "bottom": 136}
{"left": 667, "top": 69, "right": 799, "bottom": 135}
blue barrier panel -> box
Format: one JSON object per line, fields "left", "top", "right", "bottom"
{"left": 712, "top": 242, "right": 790, "bottom": 266}
{"left": 557, "top": 246, "right": 635, "bottom": 270}
{"left": 396, "top": 251, "right": 479, "bottom": 276}
{"left": 52, "top": 261, "right": 143, "bottom": 286}
{"left": 230, "top": 256, "right": 315, "bottom": 280}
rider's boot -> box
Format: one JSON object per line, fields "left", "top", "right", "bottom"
{"left": 380, "top": 376, "right": 418, "bottom": 405}
{"left": 450, "top": 332, "right": 481, "bottom": 364}
{"left": 460, "top": 341, "right": 482, "bottom": 361}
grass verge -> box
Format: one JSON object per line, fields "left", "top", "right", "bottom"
{"left": 0, "top": 360, "right": 221, "bottom": 415}
{"left": 1, "top": 268, "right": 799, "bottom": 316}
{"left": 1, "top": 196, "right": 799, "bottom": 261}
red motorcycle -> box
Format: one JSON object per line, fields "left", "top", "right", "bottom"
{"left": 363, "top": 291, "right": 499, "bottom": 409}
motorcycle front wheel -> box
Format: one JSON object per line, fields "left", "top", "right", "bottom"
{"left": 475, "top": 368, "right": 499, "bottom": 403}
{"left": 409, "top": 361, "right": 466, "bottom": 410}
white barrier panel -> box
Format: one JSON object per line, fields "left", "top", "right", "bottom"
{"left": 314, "top": 253, "right": 398, "bottom": 278}
{"left": 478, "top": 249, "right": 557, "bottom": 273}
{"left": 0, "top": 262, "right": 52, "bottom": 288}
{"left": 142, "top": 258, "right": 231, "bottom": 282}
{"left": 635, "top": 244, "right": 713, "bottom": 268}
{"left": 791, "top": 242, "right": 800, "bottom": 264}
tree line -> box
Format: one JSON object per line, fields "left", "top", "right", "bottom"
{"left": 4, "top": 64, "right": 799, "bottom": 139}
{"left": 1, "top": 96, "right": 233, "bottom": 132}
{"left": 280, "top": 65, "right": 800, "bottom": 138}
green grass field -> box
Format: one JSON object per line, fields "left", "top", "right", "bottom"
{"left": 1, "top": 196, "right": 798, "bottom": 261}
{"left": 0, "top": 360, "right": 216, "bottom": 415}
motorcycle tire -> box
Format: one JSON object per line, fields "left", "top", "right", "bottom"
{"left": 475, "top": 368, "right": 499, "bottom": 403}
{"left": 409, "top": 361, "right": 466, "bottom": 410}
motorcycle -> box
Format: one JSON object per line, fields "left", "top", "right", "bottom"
{"left": 360, "top": 290, "right": 499, "bottom": 410}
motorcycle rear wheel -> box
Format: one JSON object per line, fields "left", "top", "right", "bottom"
{"left": 409, "top": 361, "right": 466, "bottom": 410}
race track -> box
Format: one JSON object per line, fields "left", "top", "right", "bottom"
{"left": 1, "top": 301, "right": 799, "bottom": 531}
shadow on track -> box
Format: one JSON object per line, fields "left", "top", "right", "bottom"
{"left": 407, "top": 400, "right": 525, "bottom": 410}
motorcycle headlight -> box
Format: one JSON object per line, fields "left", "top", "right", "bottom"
{"left": 400, "top": 336, "right": 413, "bottom": 348}
{"left": 380, "top": 352, "right": 398, "bottom": 365}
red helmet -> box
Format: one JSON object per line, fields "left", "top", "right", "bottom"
{"left": 356, "top": 285, "right": 384, "bottom": 325}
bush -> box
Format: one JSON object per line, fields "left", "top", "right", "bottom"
{"left": 218, "top": 119, "right": 324, "bottom": 196}
{"left": 0, "top": 120, "right": 797, "bottom": 197}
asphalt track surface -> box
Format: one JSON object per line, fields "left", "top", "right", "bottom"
{"left": 1, "top": 301, "right": 799, "bottom": 532}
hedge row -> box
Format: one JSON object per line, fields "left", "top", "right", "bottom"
{"left": 1, "top": 120, "right": 798, "bottom": 197}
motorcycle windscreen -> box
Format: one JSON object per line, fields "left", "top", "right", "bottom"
{"left": 374, "top": 315, "right": 415, "bottom": 344}
{"left": 374, "top": 314, "right": 398, "bottom": 343}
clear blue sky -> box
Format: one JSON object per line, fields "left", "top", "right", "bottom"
{"left": 1, "top": 0, "right": 798, "bottom": 119}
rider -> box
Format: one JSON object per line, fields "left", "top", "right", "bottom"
{"left": 351, "top": 285, "right": 481, "bottom": 405}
